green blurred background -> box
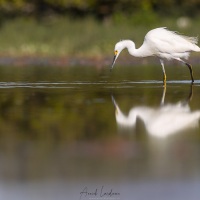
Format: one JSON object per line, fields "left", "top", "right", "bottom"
{"left": 1, "top": 3, "right": 200, "bottom": 199}
{"left": 0, "top": 0, "right": 199, "bottom": 58}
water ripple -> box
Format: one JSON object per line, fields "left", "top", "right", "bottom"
{"left": 0, "top": 80, "right": 194, "bottom": 89}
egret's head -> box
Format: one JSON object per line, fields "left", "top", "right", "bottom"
{"left": 111, "top": 41, "right": 126, "bottom": 70}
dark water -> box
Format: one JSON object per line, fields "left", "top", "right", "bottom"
{"left": 0, "top": 65, "right": 200, "bottom": 200}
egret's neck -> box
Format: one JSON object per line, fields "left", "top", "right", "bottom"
{"left": 122, "top": 40, "right": 152, "bottom": 57}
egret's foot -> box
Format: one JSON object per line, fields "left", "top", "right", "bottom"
{"left": 163, "top": 81, "right": 166, "bottom": 87}
{"left": 163, "top": 74, "right": 166, "bottom": 86}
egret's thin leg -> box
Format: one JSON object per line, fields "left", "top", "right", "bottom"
{"left": 160, "top": 59, "right": 166, "bottom": 84}
{"left": 185, "top": 63, "right": 194, "bottom": 83}
{"left": 174, "top": 58, "right": 194, "bottom": 83}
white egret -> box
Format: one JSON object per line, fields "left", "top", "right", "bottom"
{"left": 111, "top": 27, "right": 200, "bottom": 83}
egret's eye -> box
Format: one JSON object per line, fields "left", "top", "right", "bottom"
{"left": 114, "top": 50, "right": 118, "bottom": 55}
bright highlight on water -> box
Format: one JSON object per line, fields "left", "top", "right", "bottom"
{"left": 111, "top": 27, "right": 200, "bottom": 84}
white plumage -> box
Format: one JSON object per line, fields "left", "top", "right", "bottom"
{"left": 111, "top": 27, "right": 200, "bottom": 83}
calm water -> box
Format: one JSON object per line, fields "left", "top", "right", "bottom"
{"left": 0, "top": 65, "right": 200, "bottom": 200}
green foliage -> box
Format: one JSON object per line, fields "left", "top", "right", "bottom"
{"left": 0, "top": 0, "right": 199, "bottom": 19}
{"left": 113, "top": 10, "right": 158, "bottom": 26}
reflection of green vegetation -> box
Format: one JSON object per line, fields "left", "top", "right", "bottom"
{"left": 0, "top": 66, "right": 200, "bottom": 180}
{"left": 0, "top": 88, "right": 114, "bottom": 141}
{"left": 0, "top": 17, "right": 199, "bottom": 57}
{"left": 0, "top": 65, "right": 199, "bottom": 143}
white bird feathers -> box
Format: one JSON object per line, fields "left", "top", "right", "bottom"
{"left": 111, "top": 27, "right": 200, "bottom": 83}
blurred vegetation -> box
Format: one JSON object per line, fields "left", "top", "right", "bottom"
{"left": 0, "top": 16, "right": 199, "bottom": 58}
{"left": 0, "top": 0, "right": 199, "bottom": 20}
{"left": 0, "top": 0, "right": 199, "bottom": 57}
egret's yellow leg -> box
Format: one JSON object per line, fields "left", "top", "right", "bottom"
{"left": 163, "top": 73, "right": 167, "bottom": 83}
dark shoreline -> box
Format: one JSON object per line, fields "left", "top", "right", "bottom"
{"left": 0, "top": 55, "right": 199, "bottom": 67}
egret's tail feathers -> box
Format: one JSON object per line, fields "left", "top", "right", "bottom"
{"left": 168, "top": 28, "right": 199, "bottom": 44}
{"left": 182, "top": 35, "right": 198, "bottom": 45}
{"left": 193, "top": 45, "right": 200, "bottom": 52}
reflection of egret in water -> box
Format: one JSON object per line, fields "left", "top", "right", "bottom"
{"left": 112, "top": 85, "right": 200, "bottom": 138}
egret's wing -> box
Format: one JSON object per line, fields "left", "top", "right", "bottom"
{"left": 144, "top": 28, "right": 198, "bottom": 54}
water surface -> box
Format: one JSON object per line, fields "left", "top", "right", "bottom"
{"left": 0, "top": 65, "right": 200, "bottom": 200}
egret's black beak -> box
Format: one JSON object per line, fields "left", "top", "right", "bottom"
{"left": 110, "top": 55, "right": 117, "bottom": 71}
{"left": 110, "top": 50, "right": 118, "bottom": 71}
